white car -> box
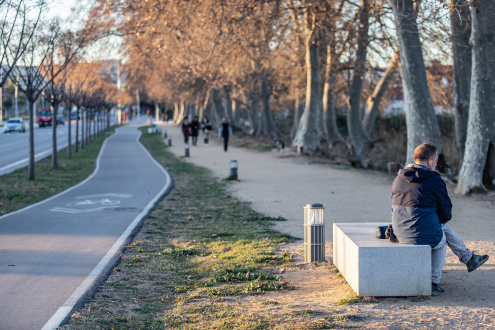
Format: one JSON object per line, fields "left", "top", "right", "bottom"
{"left": 4, "top": 117, "right": 26, "bottom": 133}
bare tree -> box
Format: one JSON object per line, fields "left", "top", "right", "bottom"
{"left": 347, "top": 0, "right": 373, "bottom": 168}
{"left": 362, "top": 50, "right": 400, "bottom": 134}
{"left": 292, "top": 1, "right": 324, "bottom": 154}
{"left": 8, "top": 19, "right": 85, "bottom": 179}
{"left": 455, "top": 0, "right": 495, "bottom": 195}
{"left": 449, "top": 0, "right": 471, "bottom": 165}
{"left": 389, "top": 0, "right": 442, "bottom": 165}
{"left": 0, "top": 0, "right": 45, "bottom": 88}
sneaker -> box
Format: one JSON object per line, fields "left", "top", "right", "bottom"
{"left": 467, "top": 254, "right": 489, "bottom": 272}
{"left": 432, "top": 283, "right": 445, "bottom": 296}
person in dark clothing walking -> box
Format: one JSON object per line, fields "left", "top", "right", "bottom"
{"left": 201, "top": 115, "right": 212, "bottom": 146}
{"left": 181, "top": 117, "right": 191, "bottom": 146}
{"left": 392, "top": 142, "right": 489, "bottom": 296}
{"left": 190, "top": 116, "right": 200, "bottom": 146}
{"left": 219, "top": 117, "right": 232, "bottom": 152}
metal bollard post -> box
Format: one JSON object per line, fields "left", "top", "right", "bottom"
{"left": 185, "top": 144, "right": 190, "bottom": 157}
{"left": 229, "top": 160, "right": 238, "bottom": 180}
{"left": 168, "top": 136, "right": 172, "bottom": 146}
{"left": 303, "top": 203, "right": 325, "bottom": 262}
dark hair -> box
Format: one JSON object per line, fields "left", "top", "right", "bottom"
{"left": 414, "top": 143, "right": 437, "bottom": 162}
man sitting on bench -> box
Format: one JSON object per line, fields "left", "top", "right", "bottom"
{"left": 391, "top": 143, "right": 489, "bottom": 296}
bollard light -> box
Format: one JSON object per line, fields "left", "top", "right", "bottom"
{"left": 185, "top": 143, "right": 190, "bottom": 157}
{"left": 304, "top": 203, "right": 325, "bottom": 263}
{"left": 168, "top": 136, "right": 172, "bottom": 146}
{"left": 229, "top": 160, "right": 238, "bottom": 180}
{"left": 163, "top": 130, "right": 168, "bottom": 138}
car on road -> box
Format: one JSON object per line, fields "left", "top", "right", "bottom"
{"left": 4, "top": 117, "right": 26, "bottom": 133}
{"left": 38, "top": 109, "right": 53, "bottom": 127}
{"left": 56, "top": 114, "right": 64, "bottom": 125}
{"left": 70, "top": 110, "right": 80, "bottom": 120}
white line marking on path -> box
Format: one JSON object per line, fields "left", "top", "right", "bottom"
{"left": 50, "top": 207, "right": 111, "bottom": 214}
{"left": 75, "top": 193, "right": 133, "bottom": 199}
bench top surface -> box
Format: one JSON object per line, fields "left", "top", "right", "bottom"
{"left": 333, "top": 222, "right": 429, "bottom": 248}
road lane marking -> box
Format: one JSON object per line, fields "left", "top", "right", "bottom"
{"left": 0, "top": 142, "right": 69, "bottom": 175}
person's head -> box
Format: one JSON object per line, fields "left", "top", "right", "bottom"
{"left": 414, "top": 143, "right": 438, "bottom": 170}
{"left": 222, "top": 117, "right": 227, "bottom": 123}
{"left": 193, "top": 116, "right": 198, "bottom": 122}
{"left": 203, "top": 115, "right": 209, "bottom": 121}
{"left": 184, "top": 117, "right": 189, "bottom": 123}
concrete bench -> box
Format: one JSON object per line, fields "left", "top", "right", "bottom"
{"left": 333, "top": 223, "right": 431, "bottom": 297}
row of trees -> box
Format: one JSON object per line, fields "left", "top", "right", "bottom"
{"left": 1, "top": 1, "right": 127, "bottom": 180}
{"left": 88, "top": 0, "right": 494, "bottom": 195}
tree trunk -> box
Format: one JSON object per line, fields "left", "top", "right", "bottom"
{"left": 293, "top": 8, "right": 322, "bottom": 154}
{"left": 75, "top": 106, "right": 80, "bottom": 153}
{"left": 67, "top": 102, "right": 72, "bottom": 159}
{"left": 390, "top": 0, "right": 442, "bottom": 165}
{"left": 291, "top": 89, "right": 304, "bottom": 139}
{"left": 363, "top": 50, "right": 400, "bottom": 135}
{"left": 88, "top": 110, "right": 92, "bottom": 143}
{"left": 223, "top": 86, "right": 234, "bottom": 125}
{"left": 81, "top": 109, "right": 85, "bottom": 149}
{"left": 450, "top": 0, "right": 472, "bottom": 165}
{"left": 322, "top": 43, "right": 344, "bottom": 146}
{"left": 154, "top": 101, "right": 160, "bottom": 122}
{"left": 243, "top": 88, "right": 259, "bottom": 136}
{"left": 347, "top": 0, "right": 372, "bottom": 168}
{"left": 455, "top": 0, "right": 495, "bottom": 195}
{"left": 211, "top": 88, "right": 226, "bottom": 127}
{"left": 200, "top": 89, "right": 210, "bottom": 119}
{"left": 176, "top": 101, "right": 185, "bottom": 123}
{"left": 173, "top": 102, "right": 179, "bottom": 122}
{"left": 258, "top": 70, "right": 279, "bottom": 138}
{"left": 232, "top": 98, "right": 241, "bottom": 127}
{"left": 51, "top": 101, "right": 60, "bottom": 169}
{"left": 28, "top": 100, "right": 35, "bottom": 180}
{"left": 107, "top": 109, "right": 110, "bottom": 130}
{"left": 95, "top": 111, "right": 99, "bottom": 138}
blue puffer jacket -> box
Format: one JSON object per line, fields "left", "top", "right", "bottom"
{"left": 391, "top": 164, "right": 452, "bottom": 247}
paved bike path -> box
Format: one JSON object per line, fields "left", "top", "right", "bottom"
{"left": 0, "top": 124, "right": 173, "bottom": 330}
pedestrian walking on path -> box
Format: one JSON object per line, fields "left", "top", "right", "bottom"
{"left": 202, "top": 115, "right": 212, "bottom": 146}
{"left": 191, "top": 116, "right": 200, "bottom": 146}
{"left": 182, "top": 117, "right": 191, "bottom": 146}
{"left": 219, "top": 117, "right": 232, "bottom": 152}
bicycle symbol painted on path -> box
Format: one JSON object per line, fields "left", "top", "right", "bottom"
{"left": 67, "top": 199, "right": 121, "bottom": 207}
{"left": 50, "top": 193, "right": 134, "bottom": 214}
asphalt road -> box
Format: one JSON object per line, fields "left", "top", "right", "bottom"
{"left": 0, "top": 123, "right": 173, "bottom": 330}
{"left": 0, "top": 114, "right": 117, "bottom": 176}
{"left": 0, "top": 122, "right": 77, "bottom": 176}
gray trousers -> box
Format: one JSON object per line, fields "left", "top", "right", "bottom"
{"left": 431, "top": 223, "right": 473, "bottom": 284}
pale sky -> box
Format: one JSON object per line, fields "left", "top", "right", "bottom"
{"left": 46, "top": 0, "right": 84, "bottom": 20}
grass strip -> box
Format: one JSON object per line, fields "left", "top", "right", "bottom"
{"left": 62, "top": 129, "right": 365, "bottom": 329}
{"left": 0, "top": 129, "right": 116, "bottom": 215}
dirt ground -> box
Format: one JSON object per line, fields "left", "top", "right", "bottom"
{"left": 160, "top": 123, "right": 495, "bottom": 329}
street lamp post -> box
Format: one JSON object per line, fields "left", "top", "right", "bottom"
{"left": 303, "top": 203, "right": 326, "bottom": 263}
